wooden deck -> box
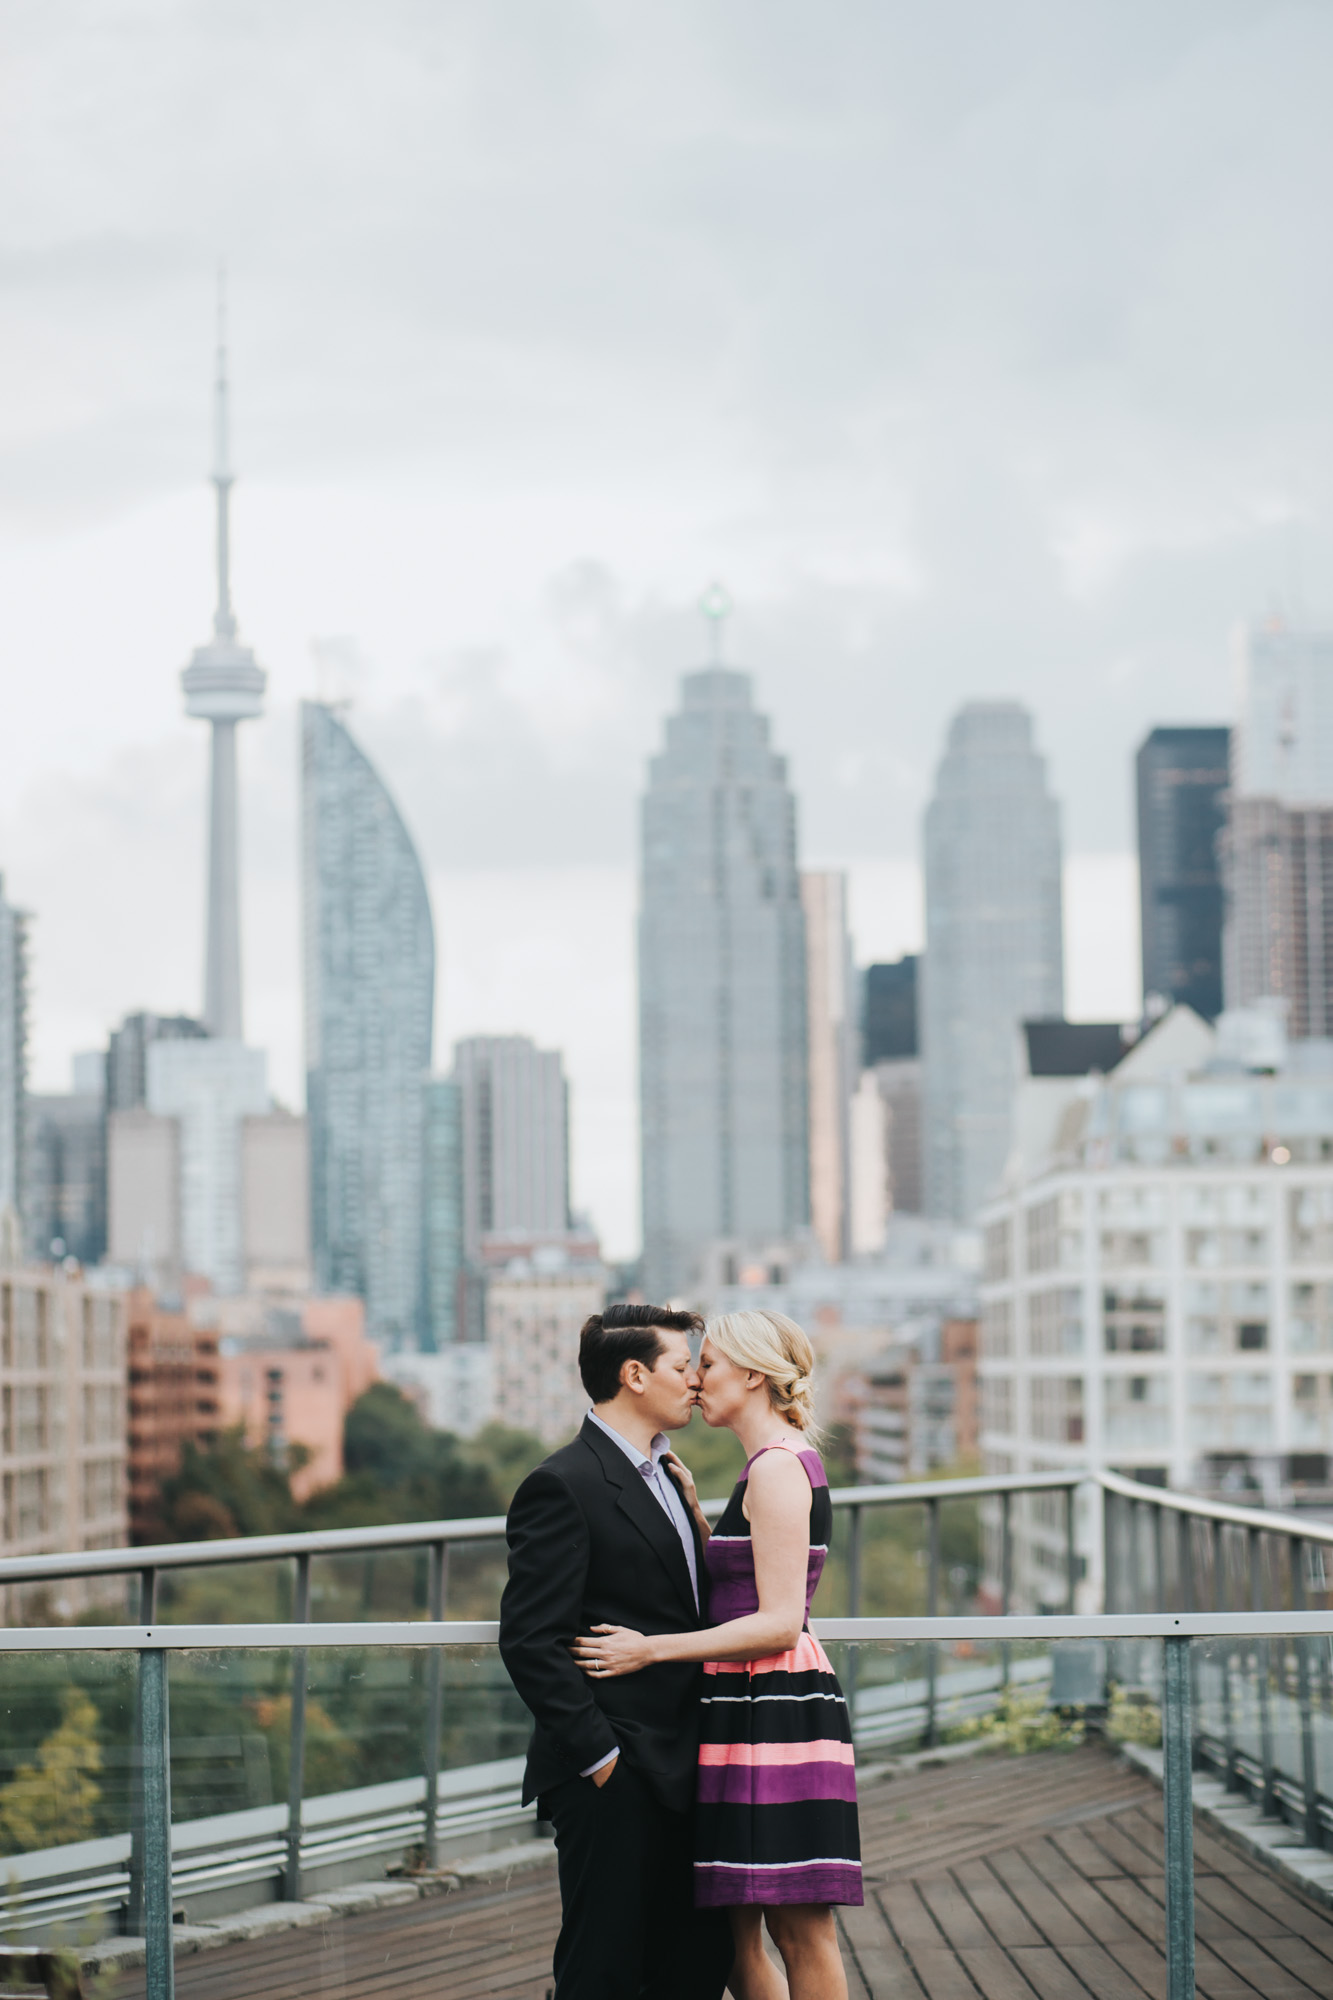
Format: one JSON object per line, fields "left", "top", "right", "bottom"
{"left": 114, "top": 1742, "right": 1333, "bottom": 1998}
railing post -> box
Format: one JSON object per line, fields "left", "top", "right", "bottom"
{"left": 1103, "top": 1489, "right": 1117, "bottom": 1615}
{"left": 126, "top": 1569, "right": 159, "bottom": 1937}
{"left": 139, "top": 1647, "right": 174, "bottom": 2000}
{"left": 843, "top": 1505, "right": 863, "bottom": 1742}
{"left": 1162, "top": 1635, "right": 1196, "bottom": 2000}
{"left": 924, "top": 1497, "right": 940, "bottom": 1748}
{"left": 1250, "top": 1526, "right": 1277, "bottom": 1816}
{"left": 1152, "top": 1502, "right": 1165, "bottom": 1613}
{"left": 1215, "top": 1523, "right": 1238, "bottom": 1791}
{"left": 1000, "top": 1488, "right": 1013, "bottom": 1692}
{"left": 284, "top": 1552, "right": 312, "bottom": 1900}
{"left": 1290, "top": 1537, "right": 1322, "bottom": 1849}
{"left": 1178, "top": 1511, "right": 1201, "bottom": 1772}
{"left": 422, "top": 1541, "right": 448, "bottom": 1866}
{"left": 1064, "top": 1485, "right": 1077, "bottom": 1615}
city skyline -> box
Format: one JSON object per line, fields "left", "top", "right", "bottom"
{"left": 10, "top": 5, "right": 1329, "bottom": 1256}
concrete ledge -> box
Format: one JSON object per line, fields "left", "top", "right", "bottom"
{"left": 79, "top": 1840, "right": 560, "bottom": 1974}
{"left": 1119, "top": 1740, "right": 1333, "bottom": 1909}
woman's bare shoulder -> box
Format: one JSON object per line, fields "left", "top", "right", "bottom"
{"left": 744, "top": 1444, "right": 812, "bottom": 1499}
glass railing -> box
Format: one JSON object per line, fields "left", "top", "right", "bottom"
{"left": 4, "top": 1617, "right": 1332, "bottom": 2000}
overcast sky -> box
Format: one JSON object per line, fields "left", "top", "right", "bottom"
{"left": 3, "top": 1, "right": 1331, "bottom": 1254}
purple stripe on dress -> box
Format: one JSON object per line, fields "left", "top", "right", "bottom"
{"left": 696, "top": 1761, "right": 860, "bottom": 1806}
{"left": 694, "top": 1862, "right": 864, "bottom": 1909}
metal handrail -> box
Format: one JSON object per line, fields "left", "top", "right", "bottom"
{"left": 1098, "top": 1466, "right": 1333, "bottom": 1544}
{"left": 0, "top": 1470, "right": 1087, "bottom": 1589}
{"left": 0, "top": 1610, "right": 1328, "bottom": 1650}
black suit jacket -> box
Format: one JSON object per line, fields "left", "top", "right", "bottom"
{"left": 498, "top": 1417, "right": 710, "bottom": 1812}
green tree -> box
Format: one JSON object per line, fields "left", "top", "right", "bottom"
{"left": 459, "top": 1422, "right": 548, "bottom": 1507}
{"left": 159, "top": 1427, "right": 303, "bottom": 1541}
{"left": 0, "top": 1687, "right": 102, "bottom": 1853}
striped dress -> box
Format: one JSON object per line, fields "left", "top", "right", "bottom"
{"left": 694, "top": 1435, "right": 863, "bottom": 1908}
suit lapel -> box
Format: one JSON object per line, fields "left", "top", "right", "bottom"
{"left": 580, "top": 1419, "right": 698, "bottom": 1621}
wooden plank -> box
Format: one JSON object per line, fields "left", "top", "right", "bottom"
{"left": 916, "top": 1876, "right": 994, "bottom": 1951}
{"left": 950, "top": 1859, "right": 1044, "bottom": 1950}
{"left": 955, "top": 1947, "right": 1042, "bottom": 2000}
{"left": 1005, "top": 1946, "right": 1093, "bottom": 1999}
{"left": 837, "top": 1898, "right": 926, "bottom": 1998}
{"left": 1055, "top": 1942, "right": 1156, "bottom": 2000}
{"left": 1017, "top": 1838, "right": 1138, "bottom": 1942}
{"left": 1203, "top": 1933, "right": 1325, "bottom": 1998}
{"left": 1047, "top": 1823, "right": 1128, "bottom": 1879}
{"left": 986, "top": 1849, "right": 1097, "bottom": 1948}
{"left": 879, "top": 1882, "right": 947, "bottom": 1954}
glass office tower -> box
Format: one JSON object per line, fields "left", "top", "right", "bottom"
{"left": 1136, "top": 726, "right": 1229, "bottom": 1021}
{"left": 923, "top": 702, "right": 1064, "bottom": 1224}
{"left": 302, "top": 702, "right": 435, "bottom": 1347}
{"left": 639, "top": 668, "right": 808, "bottom": 1300}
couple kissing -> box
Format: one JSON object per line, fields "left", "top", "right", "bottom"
{"left": 498, "top": 1302, "right": 862, "bottom": 2000}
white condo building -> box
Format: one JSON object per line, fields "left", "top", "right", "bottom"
{"left": 979, "top": 1004, "right": 1333, "bottom": 1609}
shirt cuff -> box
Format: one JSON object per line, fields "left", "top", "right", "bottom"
{"left": 579, "top": 1748, "right": 619, "bottom": 1778}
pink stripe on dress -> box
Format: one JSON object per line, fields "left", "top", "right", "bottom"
{"left": 698, "top": 1738, "right": 855, "bottom": 1768}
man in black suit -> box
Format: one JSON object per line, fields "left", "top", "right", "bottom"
{"left": 499, "top": 1302, "right": 733, "bottom": 2000}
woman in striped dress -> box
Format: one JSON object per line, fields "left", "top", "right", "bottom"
{"left": 572, "top": 1310, "right": 860, "bottom": 2000}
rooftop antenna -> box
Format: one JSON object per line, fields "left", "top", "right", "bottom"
{"left": 212, "top": 264, "right": 235, "bottom": 641}
{"left": 699, "top": 580, "right": 733, "bottom": 666}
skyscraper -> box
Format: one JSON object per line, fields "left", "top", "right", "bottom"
{"left": 452, "top": 1035, "right": 570, "bottom": 1263}
{"left": 862, "top": 957, "right": 918, "bottom": 1065}
{"left": 422, "top": 1077, "right": 464, "bottom": 1348}
{"left": 801, "top": 872, "right": 852, "bottom": 1264}
{"left": 1233, "top": 624, "right": 1333, "bottom": 803}
{"left": 923, "top": 702, "right": 1064, "bottom": 1223}
{"left": 0, "top": 876, "right": 28, "bottom": 1230}
{"left": 1221, "top": 798, "right": 1333, "bottom": 1033}
{"left": 180, "top": 287, "right": 266, "bottom": 1039}
{"left": 302, "top": 701, "right": 435, "bottom": 1348}
{"left": 1223, "top": 624, "right": 1333, "bottom": 1034}
{"left": 639, "top": 666, "right": 808, "bottom": 1299}
{"left": 1136, "top": 727, "right": 1229, "bottom": 1020}
{"left": 146, "top": 1037, "right": 269, "bottom": 1293}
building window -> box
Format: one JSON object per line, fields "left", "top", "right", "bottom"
{"left": 1100, "top": 1229, "right": 1164, "bottom": 1269}
{"left": 1030, "top": 1376, "right": 1083, "bottom": 1444}
{"left": 979, "top": 1375, "right": 1014, "bottom": 1436}
{"left": 980, "top": 1300, "right": 1012, "bottom": 1359}
{"left": 1291, "top": 1282, "right": 1333, "bottom": 1352}
{"left": 1290, "top": 1187, "right": 1333, "bottom": 1263}
{"left": 1186, "top": 1280, "right": 1269, "bottom": 1355}
{"left": 984, "top": 1221, "right": 1011, "bottom": 1282}
{"left": 1187, "top": 1370, "right": 1273, "bottom": 1448}
{"left": 1103, "top": 1371, "right": 1170, "bottom": 1448}
{"left": 1028, "top": 1288, "right": 1083, "bottom": 1357}
{"left": 1103, "top": 1288, "right": 1166, "bottom": 1354}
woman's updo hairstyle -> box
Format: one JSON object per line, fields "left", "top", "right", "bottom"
{"left": 705, "top": 1309, "right": 820, "bottom": 1439}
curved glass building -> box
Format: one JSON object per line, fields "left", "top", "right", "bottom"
{"left": 302, "top": 702, "right": 435, "bottom": 1347}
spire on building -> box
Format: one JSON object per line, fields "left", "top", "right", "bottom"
{"left": 181, "top": 270, "right": 266, "bottom": 1041}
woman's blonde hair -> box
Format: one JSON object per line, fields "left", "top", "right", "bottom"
{"left": 705, "top": 1309, "right": 821, "bottom": 1440}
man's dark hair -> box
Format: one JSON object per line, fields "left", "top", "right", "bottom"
{"left": 578, "top": 1302, "right": 704, "bottom": 1405}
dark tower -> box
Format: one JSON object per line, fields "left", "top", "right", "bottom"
{"left": 1136, "top": 727, "right": 1230, "bottom": 1021}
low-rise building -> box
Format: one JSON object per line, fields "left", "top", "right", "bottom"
{"left": 0, "top": 1261, "right": 127, "bottom": 1572}
{"left": 204, "top": 1293, "right": 380, "bottom": 1498}
{"left": 487, "top": 1243, "right": 606, "bottom": 1445}
{"left": 979, "top": 1002, "right": 1333, "bottom": 1608}
{"left": 833, "top": 1318, "right": 979, "bottom": 1483}
{"left": 126, "top": 1285, "right": 221, "bottom": 1542}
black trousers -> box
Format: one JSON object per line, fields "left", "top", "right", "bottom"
{"left": 541, "top": 1761, "right": 734, "bottom": 2000}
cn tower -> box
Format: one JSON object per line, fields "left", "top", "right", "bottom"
{"left": 180, "top": 279, "right": 266, "bottom": 1041}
